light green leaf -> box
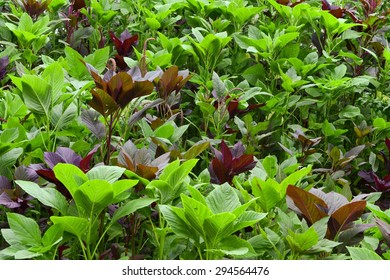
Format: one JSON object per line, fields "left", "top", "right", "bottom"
{"left": 111, "top": 198, "right": 156, "bottom": 224}
{"left": 86, "top": 166, "right": 125, "bottom": 183}
{"left": 233, "top": 211, "right": 267, "bottom": 232}
{"left": 53, "top": 163, "right": 88, "bottom": 197}
{"left": 203, "top": 212, "right": 236, "bottom": 245}
{"left": 7, "top": 213, "right": 41, "bottom": 246}
{"left": 159, "top": 205, "right": 198, "bottom": 241}
{"left": 347, "top": 247, "right": 382, "bottom": 260}
{"left": 74, "top": 179, "right": 114, "bottom": 216}
{"left": 112, "top": 179, "right": 138, "bottom": 199}
{"left": 21, "top": 76, "right": 52, "bottom": 117}
{"left": 206, "top": 183, "right": 241, "bottom": 214}
{"left": 16, "top": 180, "right": 68, "bottom": 215}
{"left": 42, "top": 224, "right": 63, "bottom": 248}
{"left": 50, "top": 216, "right": 88, "bottom": 238}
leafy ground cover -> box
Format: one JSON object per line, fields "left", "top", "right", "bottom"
{"left": 0, "top": 0, "right": 390, "bottom": 260}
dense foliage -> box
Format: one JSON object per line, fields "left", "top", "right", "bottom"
{"left": 0, "top": 0, "right": 390, "bottom": 260}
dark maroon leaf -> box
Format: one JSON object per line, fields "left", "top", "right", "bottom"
{"left": 22, "top": 0, "right": 51, "bottom": 20}
{"left": 338, "top": 223, "right": 375, "bottom": 245}
{"left": 232, "top": 155, "right": 257, "bottom": 174}
{"left": 209, "top": 141, "right": 256, "bottom": 184}
{"left": 79, "top": 145, "right": 99, "bottom": 172}
{"left": 322, "top": 0, "right": 344, "bottom": 18}
{"left": 220, "top": 140, "right": 233, "bottom": 170}
{"left": 209, "top": 158, "right": 230, "bottom": 184}
{"left": 90, "top": 88, "right": 119, "bottom": 117}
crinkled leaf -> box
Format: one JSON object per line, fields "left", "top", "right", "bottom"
{"left": 206, "top": 183, "right": 241, "bottom": 214}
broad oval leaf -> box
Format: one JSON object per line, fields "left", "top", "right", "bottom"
{"left": 287, "top": 185, "right": 328, "bottom": 225}
{"left": 111, "top": 197, "right": 156, "bottom": 224}
{"left": 50, "top": 216, "right": 88, "bottom": 238}
{"left": 6, "top": 213, "right": 41, "bottom": 246}
{"left": 74, "top": 179, "right": 114, "bottom": 216}
{"left": 16, "top": 180, "right": 68, "bottom": 215}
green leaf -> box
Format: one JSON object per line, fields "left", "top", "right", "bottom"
{"left": 183, "top": 141, "right": 210, "bottom": 160}
{"left": 85, "top": 47, "right": 110, "bottom": 74}
{"left": 6, "top": 213, "right": 41, "bottom": 246}
{"left": 111, "top": 198, "right": 156, "bottom": 224}
{"left": 112, "top": 179, "right": 138, "bottom": 200}
{"left": 64, "top": 46, "right": 89, "bottom": 80}
{"left": 50, "top": 216, "right": 88, "bottom": 238}
{"left": 74, "top": 179, "right": 114, "bottom": 216}
{"left": 281, "top": 165, "right": 312, "bottom": 191}
{"left": 286, "top": 226, "right": 318, "bottom": 253}
{"left": 165, "top": 159, "right": 198, "bottom": 189}
{"left": 347, "top": 247, "right": 382, "bottom": 260}
{"left": 53, "top": 163, "right": 88, "bottom": 197}
{"left": 339, "top": 105, "right": 361, "bottom": 119}
{"left": 218, "top": 236, "right": 256, "bottom": 257}
{"left": 51, "top": 103, "right": 77, "bottom": 130}
{"left": 242, "top": 64, "right": 265, "bottom": 85}
{"left": 252, "top": 178, "right": 282, "bottom": 211}
{"left": 146, "top": 17, "right": 161, "bottom": 30}
{"left": 42, "top": 224, "right": 63, "bottom": 248}
{"left": 206, "top": 184, "right": 241, "bottom": 214}
{"left": 233, "top": 211, "right": 267, "bottom": 232}
{"left": 212, "top": 71, "right": 226, "bottom": 99}
{"left": 86, "top": 166, "right": 125, "bottom": 183}
{"left": 154, "top": 122, "right": 175, "bottom": 139}
{"left": 181, "top": 194, "right": 212, "bottom": 235}
{"left": 21, "top": 76, "right": 51, "bottom": 117}
{"left": 16, "top": 180, "right": 68, "bottom": 215}
{"left": 42, "top": 62, "right": 64, "bottom": 105}
{"left": 0, "top": 128, "right": 19, "bottom": 143}
{"left": 262, "top": 155, "right": 278, "bottom": 179}
{"left": 0, "top": 148, "right": 23, "bottom": 175}
{"left": 203, "top": 212, "right": 236, "bottom": 245}
{"left": 159, "top": 205, "right": 198, "bottom": 241}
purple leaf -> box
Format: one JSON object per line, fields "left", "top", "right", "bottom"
{"left": 0, "top": 176, "right": 12, "bottom": 191}
{"left": 0, "top": 192, "right": 21, "bottom": 208}
{"left": 81, "top": 109, "right": 106, "bottom": 140}
{"left": 14, "top": 164, "right": 44, "bottom": 182}
{"left": 44, "top": 147, "right": 82, "bottom": 169}
{"left": 0, "top": 56, "right": 9, "bottom": 80}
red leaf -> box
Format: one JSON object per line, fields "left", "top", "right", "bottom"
{"left": 220, "top": 140, "right": 233, "bottom": 170}
{"left": 328, "top": 201, "right": 366, "bottom": 239}
{"left": 232, "top": 154, "right": 256, "bottom": 174}
{"left": 287, "top": 185, "right": 328, "bottom": 226}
